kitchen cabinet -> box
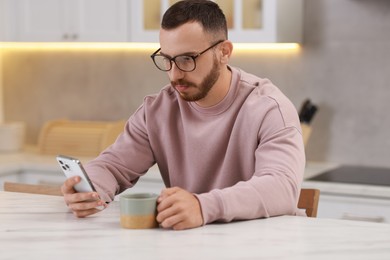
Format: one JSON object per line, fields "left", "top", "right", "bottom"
{"left": 317, "top": 194, "right": 390, "bottom": 223}
{"left": 303, "top": 162, "right": 390, "bottom": 223}
{"left": 0, "top": 1, "right": 5, "bottom": 40}
{"left": 304, "top": 165, "right": 390, "bottom": 223}
{"left": 2, "top": 0, "right": 302, "bottom": 43}
{"left": 4, "top": 0, "right": 128, "bottom": 42}
{"left": 130, "top": 0, "right": 303, "bottom": 43}
{"left": 0, "top": 0, "right": 10, "bottom": 41}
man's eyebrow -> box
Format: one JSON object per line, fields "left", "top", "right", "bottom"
{"left": 160, "top": 51, "right": 197, "bottom": 58}
{"left": 159, "top": 51, "right": 171, "bottom": 58}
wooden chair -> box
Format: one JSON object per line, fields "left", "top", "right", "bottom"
{"left": 298, "top": 188, "right": 320, "bottom": 217}
{"left": 3, "top": 182, "right": 63, "bottom": 196}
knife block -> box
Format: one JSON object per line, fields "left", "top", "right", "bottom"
{"left": 300, "top": 123, "right": 312, "bottom": 147}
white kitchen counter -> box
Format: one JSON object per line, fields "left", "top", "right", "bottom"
{"left": 303, "top": 161, "right": 390, "bottom": 199}
{"left": 0, "top": 147, "right": 164, "bottom": 195}
{"left": 2, "top": 149, "right": 390, "bottom": 222}
{"left": 303, "top": 162, "right": 390, "bottom": 223}
{"left": 0, "top": 149, "right": 60, "bottom": 173}
{"left": 0, "top": 149, "right": 67, "bottom": 185}
{"left": 2, "top": 149, "right": 390, "bottom": 198}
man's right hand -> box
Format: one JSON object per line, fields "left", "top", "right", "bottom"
{"left": 61, "top": 176, "right": 107, "bottom": 218}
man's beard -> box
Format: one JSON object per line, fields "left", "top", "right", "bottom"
{"left": 171, "top": 57, "right": 220, "bottom": 102}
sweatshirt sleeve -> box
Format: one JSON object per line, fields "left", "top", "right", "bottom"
{"left": 196, "top": 97, "right": 306, "bottom": 224}
{"left": 84, "top": 102, "right": 156, "bottom": 202}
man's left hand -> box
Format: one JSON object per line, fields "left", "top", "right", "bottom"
{"left": 156, "top": 187, "right": 203, "bottom": 230}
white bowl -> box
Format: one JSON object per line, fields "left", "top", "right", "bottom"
{"left": 0, "top": 122, "right": 25, "bottom": 152}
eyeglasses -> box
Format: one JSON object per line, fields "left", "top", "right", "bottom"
{"left": 150, "top": 40, "right": 225, "bottom": 72}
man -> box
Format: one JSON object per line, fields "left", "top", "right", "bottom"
{"left": 62, "top": 0, "right": 305, "bottom": 230}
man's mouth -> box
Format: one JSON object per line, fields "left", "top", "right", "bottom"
{"left": 175, "top": 84, "right": 190, "bottom": 92}
{"left": 172, "top": 81, "right": 194, "bottom": 92}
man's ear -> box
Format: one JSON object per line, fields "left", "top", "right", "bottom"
{"left": 220, "top": 40, "right": 233, "bottom": 63}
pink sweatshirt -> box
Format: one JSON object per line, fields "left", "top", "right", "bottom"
{"left": 85, "top": 66, "right": 306, "bottom": 224}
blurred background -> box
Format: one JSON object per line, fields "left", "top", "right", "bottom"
{"left": 1, "top": 0, "right": 390, "bottom": 167}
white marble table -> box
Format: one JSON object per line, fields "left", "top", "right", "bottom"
{"left": 1, "top": 191, "right": 390, "bottom": 259}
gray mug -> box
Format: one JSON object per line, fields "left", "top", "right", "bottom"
{"left": 120, "top": 193, "right": 159, "bottom": 229}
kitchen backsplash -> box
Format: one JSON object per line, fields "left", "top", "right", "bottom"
{"left": 2, "top": 0, "right": 390, "bottom": 167}
{"left": 0, "top": 47, "right": 3, "bottom": 123}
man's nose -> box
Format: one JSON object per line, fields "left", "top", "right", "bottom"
{"left": 168, "top": 62, "right": 184, "bottom": 81}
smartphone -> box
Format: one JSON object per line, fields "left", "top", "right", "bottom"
{"left": 56, "top": 155, "right": 97, "bottom": 193}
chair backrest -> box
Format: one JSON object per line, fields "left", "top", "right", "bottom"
{"left": 37, "top": 119, "right": 125, "bottom": 157}
{"left": 3, "top": 182, "right": 63, "bottom": 196}
{"left": 298, "top": 188, "right": 320, "bottom": 217}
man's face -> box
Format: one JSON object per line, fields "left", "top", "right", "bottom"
{"left": 159, "top": 22, "right": 222, "bottom": 103}
{"left": 171, "top": 54, "right": 220, "bottom": 102}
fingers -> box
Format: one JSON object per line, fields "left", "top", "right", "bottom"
{"left": 157, "top": 187, "right": 179, "bottom": 203}
{"left": 64, "top": 192, "right": 107, "bottom": 218}
{"left": 159, "top": 213, "right": 184, "bottom": 230}
{"left": 67, "top": 197, "right": 107, "bottom": 218}
{"left": 61, "top": 176, "right": 107, "bottom": 218}
{"left": 156, "top": 187, "right": 203, "bottom": 230}
{"left": 63, "top": 191, "right": 99, "bottom": 205}
{"left": 61, "top": 176, "right": 81, "bottom": 195}
{"left": 156, "top": 195, "right": 180, "bottom": 222}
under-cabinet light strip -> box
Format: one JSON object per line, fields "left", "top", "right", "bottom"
{"left": 0, "top": 42, "right": 300, "bottom": 52}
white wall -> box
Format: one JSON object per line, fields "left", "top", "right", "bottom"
{"left": 0, "top": 49, "right": 3, "bottom": 124}
{"left": 231, "top": 0, "right": 390, "bottom": 167}
{"left": 0, "top": 0, "right": 6, "bottom": 123}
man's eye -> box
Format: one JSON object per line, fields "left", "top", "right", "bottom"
{"left": 162, "top": 57, "right": 171, "bottom": 62}
{"left": 177, "top": 56, "right": 192, "bottom": 63}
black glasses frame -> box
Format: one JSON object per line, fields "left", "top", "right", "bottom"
{"left": 150, "top": 40, "right": 225, "bottom": 72}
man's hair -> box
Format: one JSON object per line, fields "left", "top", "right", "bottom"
{"left": 161, "top": 0, "right": 228, "bottom": 40}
